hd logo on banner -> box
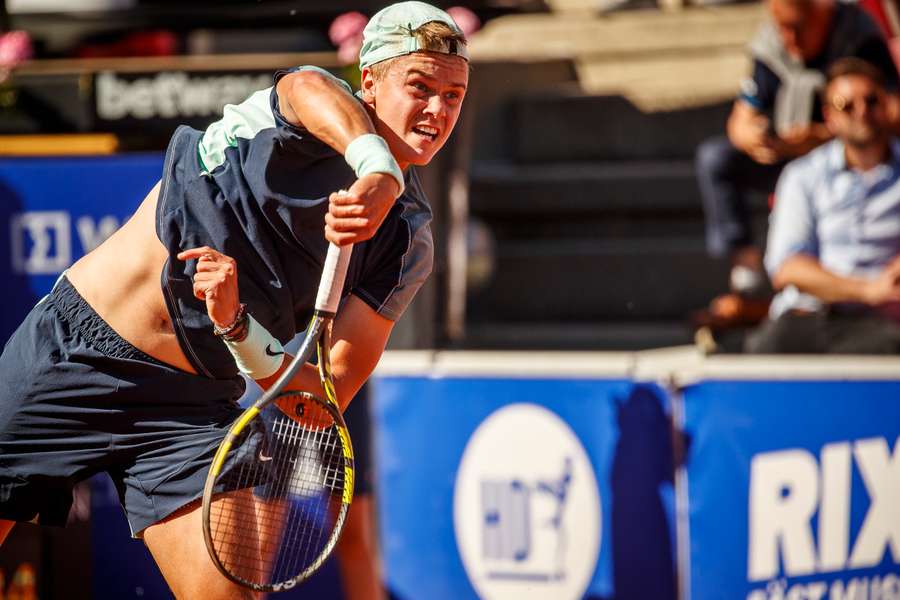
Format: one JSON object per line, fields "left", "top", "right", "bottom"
{"left": 453, "top": 403, "right": 601, "bottom": 600}
{"left": 747, "top": 436, "right": 900, "bottom": 600}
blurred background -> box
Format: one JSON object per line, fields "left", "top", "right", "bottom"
{"left": 1, "top": 0, "right": 899, "bottom": 598}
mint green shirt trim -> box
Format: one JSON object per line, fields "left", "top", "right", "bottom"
{"left": 198, "top": 87, "right": 275, "bottom": 175}
{"left": 197, "top": 66, "right": 353, "bottom": 175}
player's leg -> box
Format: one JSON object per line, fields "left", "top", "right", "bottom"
{"left": 336, "top": 495, "right": 385, "bottom": 600}
{"left": 0, "top": 275, "right": 119, "bottom": 542}
{"left": 143, "top": 499, "right": 263, "bottom": 600}
{"left": 0, "top": 520, "right": 14, "bottom": 545}
{"left": 335, "top": 383, "right": 385, "bottom": 600}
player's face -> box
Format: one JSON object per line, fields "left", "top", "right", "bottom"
{"left": 825, "top": 74, "right": 889, "bottom": 148}
{"left": 362, "top": 52, "right": 468, "bottom": 170}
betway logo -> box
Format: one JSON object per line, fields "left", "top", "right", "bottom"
{"left": 96, "top": 71, "right": 271, "bottom": 120}
{"left": 748, "top": 437, "right": 900, "bottom": 581}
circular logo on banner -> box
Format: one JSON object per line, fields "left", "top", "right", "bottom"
{"left": 453, "top": 403, "right": 601, "bottom": 600}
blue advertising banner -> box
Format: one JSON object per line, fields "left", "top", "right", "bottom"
{"left": 371, "top": 374, "right": 678, "bottom": 600}
{"left": 681, "top": 379, "right": 900, "bottom": 600}
{"left": 0, "top": 154, "right": 163, "bottom": 341}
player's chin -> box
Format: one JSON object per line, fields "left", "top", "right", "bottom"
{"left": 407, "top": 153, "right": 437, "bottom": 167}
{"left": 404, "top": 140, "right": 445, "bottom": 165}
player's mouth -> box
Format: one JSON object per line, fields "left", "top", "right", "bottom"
{"left": 411, "top": 124, "right": 439, "bottom": 142}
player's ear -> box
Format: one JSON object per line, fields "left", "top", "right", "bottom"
{"left": 360, "top": 67, "right": 377, "bottom": 105}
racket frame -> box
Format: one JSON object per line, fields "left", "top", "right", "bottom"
{"left": 201, "top": 240, "right": 356, "bottom": 592}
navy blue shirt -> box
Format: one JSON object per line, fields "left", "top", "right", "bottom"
{"left": 156, "top": 68, "right": 433, "bottom": 379}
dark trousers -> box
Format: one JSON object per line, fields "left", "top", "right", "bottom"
{"left": 695, "top": 136, "right": 787, "bottom": 258}
{"left": 745, "top": 311, "right": 900, "bottom": 354}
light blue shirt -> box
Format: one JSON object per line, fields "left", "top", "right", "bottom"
{"left": 765, "top": 138, "right": 900, "bottom": 318}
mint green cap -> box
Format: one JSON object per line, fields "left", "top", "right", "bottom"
{"left": 359, "top": 1, "right": 469, "bottom": 69}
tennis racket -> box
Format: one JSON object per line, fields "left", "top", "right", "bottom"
{"left": 201, "top": 230, "right": 355, "bottom": 592}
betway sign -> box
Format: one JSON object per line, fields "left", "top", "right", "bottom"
{"left": 95, "top": 71, "right": 272, "bottom": 121}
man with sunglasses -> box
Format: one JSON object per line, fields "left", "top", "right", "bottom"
{"left": 746, "top": 57, "right": 900, "bottom": 353}
{"left": 694, "top": 0, "right": 898, "bottom": 336}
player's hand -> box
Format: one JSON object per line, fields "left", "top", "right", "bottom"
{"left": 177, "top": 246, "right": 241, "bottom": 329}
{"left": 324, "top": 172, "right": 401, "bottom": 245}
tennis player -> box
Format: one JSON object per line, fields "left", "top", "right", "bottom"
{"left": 0, "top": 2, "right": 468, "bottom": 597}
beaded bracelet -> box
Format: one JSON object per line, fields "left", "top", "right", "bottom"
{"left": 213, "top": 303, "right": 248, "bottom": 339}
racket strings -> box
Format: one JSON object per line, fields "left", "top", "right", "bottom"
{"left": 293, "top": 417, "right": 343, "bottom": 571}
{"left": 208, "top": 397, "right": 348, "bottom": 587}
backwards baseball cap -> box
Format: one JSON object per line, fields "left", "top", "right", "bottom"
{"left": 359, "top": 1, "right": 469, "bottom": 70}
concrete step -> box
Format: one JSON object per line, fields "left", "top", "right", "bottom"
{"left": 510, "top": 93, "right": 731, "bottom": 161}
{"left": 576, "top": 48, "right": 749, "bottom": 112}
{"left": 470, "top": 159, "right": 702, "bottom": 215}
{"left": 470, "top": 3, "right": 763, "bottom": 62}
{"left": 467, "top": 237, "right": 730, "bottom": 321}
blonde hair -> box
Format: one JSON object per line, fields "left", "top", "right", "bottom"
{"left": 368, "top": 21, "right": 467, "bottom": 81}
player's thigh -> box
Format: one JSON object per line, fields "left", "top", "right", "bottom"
{"left": 339, "top": 495, "right": 375, "bottom": 551}
{"left": 143, "top": 500, "right": 261, "bottom": 600}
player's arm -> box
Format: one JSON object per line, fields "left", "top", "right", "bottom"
{"left": 258, "top": 296, "right": 393, "bottom": 413}
{"left": 180, "top": 245, "right": 390, "bottom": 411}
{"left": 276, "top": 69, "right": 402, "bottom": 245}
{"left": 276, "top": 68, "right": 378, "bottom": 159}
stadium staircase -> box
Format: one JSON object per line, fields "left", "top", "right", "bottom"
{"left": 457, "top": 1, "right": 771, "bottom": 349}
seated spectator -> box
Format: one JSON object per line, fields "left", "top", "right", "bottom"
{"left": 746, "top": 58, "right": 900, "bottom": 354}
{"left": 695, "top": 0, "right": 898, "bottom": 330}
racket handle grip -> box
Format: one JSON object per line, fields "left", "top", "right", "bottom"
{"left": 316, "top": 243, "right": 353, "bottom": 314}
{"left": 315, "top": 190, "right": 354, "bottom": 314}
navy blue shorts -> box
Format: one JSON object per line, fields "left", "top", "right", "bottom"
{"left": 0, "top": 276, "right": 245, "bottom": 536}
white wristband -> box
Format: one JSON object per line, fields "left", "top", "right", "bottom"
{"left": 222, "top": 314, "right": 284, "bottom": 380}
{"left": 345, "top": 133, "right": 404, "bottom": 195}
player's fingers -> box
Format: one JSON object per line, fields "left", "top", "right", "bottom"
{"left": 325, "top": 213, "right": 371, "bottom": 232}
{"left": 191, "top": 271, "right": 218, "bottom": 297}
{"left": 324, "top": 226, "right": 358, "bottom": 246}
{"left": 191, "top": 279, "right": 210, "bottom": 301}
{"left": 329, "top": 191, "right": 359, "bottom": 205}
{"left": 177, "top": 246, "right": 221, "bottom": 261}
{"left": 196, "top": 259, "right": 236, "bottom": 276}
{"left": 328, "top": 201, "right": 367, "bottom": 218}
{"left": 194, "top": 270, "right": 234, "bottom": 291}
{"left": 191, "top": 270, "right": 220, "bottom": 283}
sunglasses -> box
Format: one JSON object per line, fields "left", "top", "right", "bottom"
{"left": 831, "top": 93, "right": 881, "bottom": 114}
